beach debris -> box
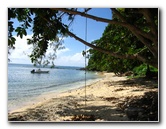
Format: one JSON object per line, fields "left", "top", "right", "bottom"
{"left": 131, "top": 89, "right": 144, "bottom": 92}
{"left": 114, "top": 88, "right": 124, "bottom": 92}
{"left": 104, "top": 97, "right": 119, "bottom": 101}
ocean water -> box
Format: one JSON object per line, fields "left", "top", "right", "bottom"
{"left": 8, "top": 63, "right": 101, "bottom": 112}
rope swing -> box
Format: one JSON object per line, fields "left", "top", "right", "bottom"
{"left": 84, "top": 9, "right": 88, "bottom": 106}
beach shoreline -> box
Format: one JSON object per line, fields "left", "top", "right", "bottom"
{"left": 8, "top": 72, "right": 158, "bottom": 121}
{"left": 8, "top": 72, "right": 104, "bottom": 113}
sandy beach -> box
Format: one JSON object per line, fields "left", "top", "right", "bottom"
{"left": 8, "top": 72, "right": 158, "bottom": 122}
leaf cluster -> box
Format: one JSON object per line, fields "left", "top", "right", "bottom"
{"left": 8, "top": 8, "right": 73, "bottom": 66}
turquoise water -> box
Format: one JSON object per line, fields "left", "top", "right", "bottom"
{"left": 8, "top": 63, "right": 101, "bottom": 112}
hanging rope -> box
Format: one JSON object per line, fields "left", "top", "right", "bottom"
{"left": 84, "top": 9, "right": 88, "bottom": 106}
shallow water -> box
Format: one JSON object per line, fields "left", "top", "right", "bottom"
{"left": 8, "top": 63, "right": 101, "bottom": 112}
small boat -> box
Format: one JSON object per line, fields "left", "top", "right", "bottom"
{"left": 31, "top": 69, "right": 49, "bottom": 74}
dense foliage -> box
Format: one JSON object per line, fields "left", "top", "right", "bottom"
{"left": 87, "top": 8, "right": 158, "bottom": 75}
{"left": 86, "top": 23, "right": 143, "bottom": 74}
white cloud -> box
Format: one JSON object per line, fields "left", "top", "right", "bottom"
{"left": 46, "top": 46, "right": 86, "bottom": 67}
{"left": 56, "top": 47, "right": 70, "bottom": 56}
{"left": 9, "top": 35, "right": 86, "bottom": 67}
{"left": 9, "top": 35, "right": 33, "bottom": 64}
{"left": 55, "top": 52, "right": 86, "bottom": 67}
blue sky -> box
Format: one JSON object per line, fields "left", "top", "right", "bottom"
{"left": 9, "top": 8, "right": 112, "bottom": 67}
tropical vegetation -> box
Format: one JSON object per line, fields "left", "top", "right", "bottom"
{"left": 8, "top": 8, "right": 158, "bottom": 76}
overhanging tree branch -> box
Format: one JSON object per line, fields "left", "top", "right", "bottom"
{"left": 41, "top": 9, "right": 157, "bottom": 68}
{"left": 67, "top": 29, "right": 148, "bottom": 63}
{"left": 52, "top": 8, "right": 157, "bottom": 55}
{"left": 52, "top": 8, "right": 155, "bottom": 42}
{"left": 69, "top": 30, "right": 158, "bottom": 68}
{"left": 53, "top": 8, "right": 158, "bottom": 59}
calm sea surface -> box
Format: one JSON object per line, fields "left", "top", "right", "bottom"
{"left": 8, "top": 63, "right": 101, "bottom": 112}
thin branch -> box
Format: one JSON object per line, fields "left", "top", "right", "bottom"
{"left": 84, "top": 8, "right": 91, "bottom": 13}
{"left": 59, "top": 12, "right": 66, "bottom": 19}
